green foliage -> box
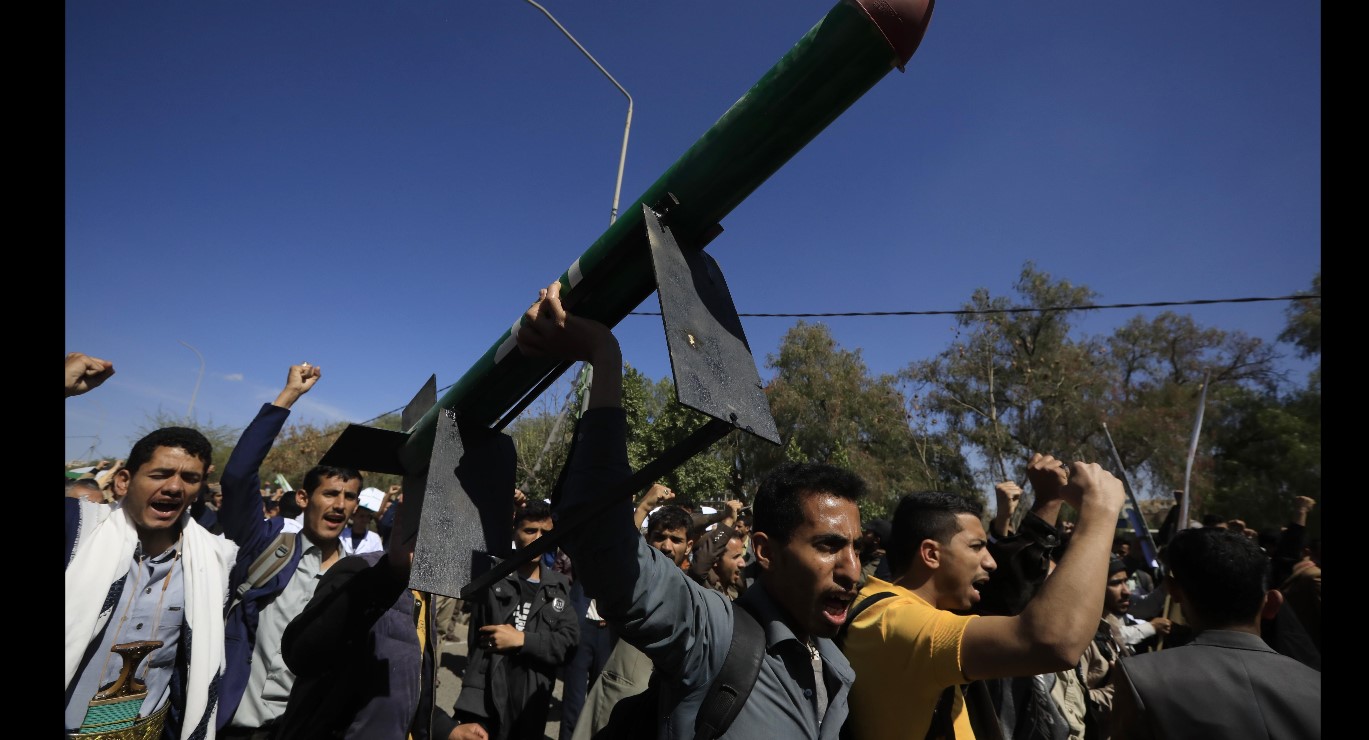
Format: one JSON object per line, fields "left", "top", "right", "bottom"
{"left": 1205, "top": 385, "right": 1320, "bottom": 532}
{"left": 902, "top": 263, "right": 1287, "bottom": 519}
{"left": 742, "top": 322, "right": 968, "bottom": 519}
{"left": 1279, "top": 271, "right": 1321, "bottom": 360}
{"left": 622, "top": 365, "right": 735, "bottom": 503}
{"left": 1098, "top": 310, "right": 1280, "bottom": 508}
{"left": 508, "top": 395, "right": 576, "bottom": 501}
{"left": 260, "top": 418, "right": 352, "bottom": 489}
{"left": 1279, "top": 271, "right": 1320, "bottom": 393}
{"left": 902, "top": 263, "right": 1108, "bottom": 494}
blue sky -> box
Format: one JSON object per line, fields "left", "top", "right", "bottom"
{"left": 65, "top": 0, "right": 1320, "bottom": 465}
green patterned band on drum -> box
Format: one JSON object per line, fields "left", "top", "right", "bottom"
{"left": 78, "top": 695, "right": 145, "bottom": 732}
{"left": 70, "top": 699, "right": 168, "bottom": 740}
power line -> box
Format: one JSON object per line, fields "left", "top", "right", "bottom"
{"left": 628, "top": 293, "right": 1318, "bottom": 318}
{"left": 341, "top": 293, "right": 1323, "bottom": 435}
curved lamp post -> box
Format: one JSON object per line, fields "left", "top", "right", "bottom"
{"left": 178, "top": 340, "right": 205, "bottom": 421}
{"left": 523, "top": 0, "right": 633, "bottom": 225}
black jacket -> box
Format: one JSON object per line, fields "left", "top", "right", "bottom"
{"left": 277, "top": 551, "right": 457, "bottom": 740}
{"left": 454, "top": 564, "right": 579, "bottom": 740}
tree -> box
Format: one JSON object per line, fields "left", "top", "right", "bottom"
{"left": 1098, "top": 311, "right": 1282, "bottom": 513}
{"left": 743, "top": 321, "right": 967, "bottom": 519}
{"left": 1279, "top": 270, "right": 1320, "bottom": 391}
{"left": 1205, "top": 385, "right": 1320, "bottom": 531}
{"left": 621, "top": 365, "right": 735, "bottom": 504}
{"left": 902, "top": 263, "right": 1108, "bottom": 497}
{"left": 260, "top": 418, "right": 350, "bottom": 489}
{"left": 508, "top": 383, "right": 579, "bottom": 501}
{"left": 1202, "top": 271, "right": 1320, "bottom": 533}
{"left": 903, "top": 263, "right": 1287, "bottom": 524}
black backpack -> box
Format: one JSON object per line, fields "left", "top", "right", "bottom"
{"left": 593, "top": 599, "right": 766, "bottom": 740}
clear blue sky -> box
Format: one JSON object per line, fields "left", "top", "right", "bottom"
{"left": 65, "top": 0, "right": 1320, "bottom": 465}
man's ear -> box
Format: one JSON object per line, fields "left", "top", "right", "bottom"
{"left": 1165, "top": 575, "right": 1188, "bottom": 614}
{"left": 112, "top": 468, "right": 132, "bottom": 499}
{"left": 1260, "top": 588, "right": 1285, "bottom": 621}
{"left": 296, "top": 489, "right": 309, "bottom": 510}
{"left": 918, "top": 538, "right": 941, "bottom": 571}
{"left": 751, "top": 531, "right": 774, "bottom": 572}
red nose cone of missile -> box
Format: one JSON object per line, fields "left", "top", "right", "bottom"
{"left": 850, "top": 0, "right": 936, "bottom": 70}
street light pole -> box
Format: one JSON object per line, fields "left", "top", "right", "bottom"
{"left": 178, "top": 340, "right": 205, "bottom": 422}
{"left": 522, "top": 0, "right": 633, "bottom": 225}
{"left": 516, "top": 2, "right": 631, "bottom": 490}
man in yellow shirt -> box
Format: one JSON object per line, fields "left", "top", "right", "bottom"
{"left": 843, "top": 454, "right": 1125, "bottom": 740}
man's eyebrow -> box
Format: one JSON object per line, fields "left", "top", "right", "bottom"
{"left": 811, "top": 533, "right": 852, "bottom": 547}
{"left": 149, "top": 466, "right": 203, "bottom": 477}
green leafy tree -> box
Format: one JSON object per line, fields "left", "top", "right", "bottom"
{"left": 743, "top": 321, "right": 966, "bottom": 519}
{"left": 621, "top": 365, "right": 735, "bottom": 504}
{"left": 903, "top": 263, "right": 1286, "bottom": 529}
{"left": 902, "top": 263, "right": 1108, "bottom": 497}
{"left": 1098, "top": 311, "right": 1280, "bottom": 515}
{"left": 508, "top": 386, "right": 579, "bottom": 501}
{"left": 1205, "top": 385, "right": 1320, "bottom": 531}
{"left": 260, "top": 419, "right": 351, "bottom": 489}
{"left": 1202, "top": 271, "right": 1320, "bottom": 533}
{"left": 1279, "top": 271, "right": 1321, "bottom": 391}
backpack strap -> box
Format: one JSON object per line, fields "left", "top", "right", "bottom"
{"left": 693, "top": 598, "right": 767, "bottom": 740}
{"left": 834, "top": 591, "right": 895, "bottom": 649}
{"left": 229, "top": 530, "right": 299, "bottom": 608}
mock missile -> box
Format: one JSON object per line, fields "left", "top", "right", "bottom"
{"left": 404, "top": 0, "right": 933, "bottom": 462}
{"left": 323, "top": 0, "right": 936, "bottom": 596}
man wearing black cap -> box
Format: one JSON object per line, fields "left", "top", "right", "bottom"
{"left": 1105, "top": 555, "right": 1172, "bottom": 654}
{"left": 1079, "top": 557, "right": 1174, "bottom": 737}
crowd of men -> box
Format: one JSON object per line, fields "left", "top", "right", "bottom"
{"left": 64, "top": 293, "right": 1321, "bottom": 740}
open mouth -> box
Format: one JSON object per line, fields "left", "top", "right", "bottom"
{"left": 821, "top": 592, "right": 856, "bottom": 625}
{"left": 322, "top": 512, "right": 347, "bottom": 527}
{"left": 148, "top": 498, "right": 183, "bottom": 519}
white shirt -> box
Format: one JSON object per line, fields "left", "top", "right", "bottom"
{"left": 341, "top": 526, "right": 383, "bottom": 556}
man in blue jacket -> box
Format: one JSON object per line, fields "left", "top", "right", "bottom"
{"left": 216, "top": 362, "right": 363, "bottom": 739}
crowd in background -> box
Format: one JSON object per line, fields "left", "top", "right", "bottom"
{"left": 65, "top": 320, "right": 1320, "bottom": 740}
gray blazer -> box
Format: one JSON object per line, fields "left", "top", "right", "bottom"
{"left": 1111, "top": 629, "right": 1320, "bottom": 740}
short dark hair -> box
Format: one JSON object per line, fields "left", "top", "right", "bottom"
{"left": 751, "top": 462, "right": 867, "bottom": 544}
{"left": 301, "top": 465, "right": 363, "bottom": 492}
{"left": 514, "top": 499, "right": 553, "bottom": 527}
{"left": 126, "top": 427, "right": 213, "bottom": 477}
{"left": 647, "top": 504, "right": 693, "bottom": 538}
{"left": 69, "top": 478, "right": 103, "bottom": 492}
{"left": 887, "top": 491, "right": 984, "bottom": 576}
{"left": 1166, "top": 527, "right": 1270, "bottom": 628}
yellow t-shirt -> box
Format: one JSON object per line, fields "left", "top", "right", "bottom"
{"left": 844, "top": 576, "right": 978, "bottom": 740}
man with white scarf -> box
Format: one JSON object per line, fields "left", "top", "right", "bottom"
{"left": 65, "top": 352, "right": 238, "bottom": 739}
